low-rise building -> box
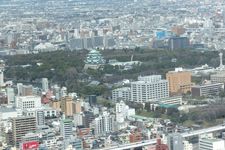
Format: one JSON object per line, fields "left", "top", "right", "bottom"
{"left": 191, "top": 83, "right": 224, "bottom": 97}
{"left": 211, "top": 72, "right": 225, "bottom": 84}
{"left": 199, "top": 138, "right": 225, "bottom": 150}
{"left": 112, "top": 87, "right": 131, "bottom": 102}
{"left": 157, "top": 96, "right": 182, "bottom": 105}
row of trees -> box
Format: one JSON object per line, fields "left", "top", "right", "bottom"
{"left": 126, "top": 101, "right": 225, "bottom": 125}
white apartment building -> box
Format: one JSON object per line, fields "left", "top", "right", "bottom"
{"left": 183, "top": 140, "right": 193, "bottom": 150}
{"left": 115, "top": 101, "right": 135, "bottom": 123}
{"left": 211, "top": 72, "right": 225, "bottom": 84}
{"left": 199, "top": 138, "right": 225, "bottom": 150}
{"left": 112, "top": 87, "right": 131, "bottom": 102}
{"left": 131, "top": 75, "right": 169, "bottom": 103}
{"left": 15, "top": 96, "right": 42, "bottom": 110}
{"left": 93, "top": 112, "right": 115, "bottom": 135}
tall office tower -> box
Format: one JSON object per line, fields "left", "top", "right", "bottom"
{"left": 17, "top": 83, "right": 33, "bottom": 96}
{"left": 36, "top": 110, "right": 45, "bottom": 126}
{"left": 167, "top": 133, "right": 184, "bottom": 150}
{"left": 15, "top": 96, "right": 42, "bottom": 110}
{"left": 93, "top": 112, "right": 115, "bottom": 135}
{"left": 166, "top": 68, "right": 192, "bottom": 95}
{"left": 17, "top": 83, "right": 23, "bottom": 96}
{"left": 42, "top": 78, "right": 49, "bottom": 92}
{"left": 131, "top": 75, "right": 169, "bottom": 103}
{"left": 61, "top": 119, "right": 73, "bottom": 140}
{"left": 61, "top": 96, "right": 74, "bottom": 116}
{"left": 52, "top": 84, "right": 60, "bottom": 100}
{"left": 12, "top": 116, "right": 36, "bottom": 147}
{"left": 0, "top": 60, "right": 4, "bottom": 87}
{"left": 6, "top": 87, "right": 15, "bottom": 105}
{"left": 73, "top": 101, "right": 81, "bottom": 114}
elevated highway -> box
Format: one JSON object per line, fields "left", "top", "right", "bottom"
{"left": 102, "top": 124, "right": 225, "bottom": 150}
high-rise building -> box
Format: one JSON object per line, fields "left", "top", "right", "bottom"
{"left": 0, "top": 60, "right": 5, "bottom": 87}
{"left": 61, "top": 119, "right": 73, "bottom": 140}
{"left": 17, "top": 83, "right": 23, "bottom": 96}
{"left": 36, "top": 110, "right": 45, "bottom": 126}
{"left": 131, "top": 75, "right": 169, "bottom": 103}
{"left": 50, "top": 100, "right": 61, "bottom": 111}
{"left": 12, "top": 116, "right": 36, "bottom": 147}
{"left": 42, "top": 78, "right": 49, "bottom": 92}
{"left": 166, "top": 68, "right": 192, "bottom": 95}
{"left": 6, "top": 87, "right": 15, "bottom": 105}
{"left": 17, "top": 84, "right": 33, "bottom": 96}
{"left": 61, "top": 96, "right": 74, "bottom": 116}
{"left": 112, "top": 87, "right": 131, "bottom": 102}
{"left": 93, "top": 112, "right": 115, "bottom": 135}
{"left": 167, "top": 133, "right": 184, "bottom": 150}
{"left": 199, "top": 138, "right": 225, "bottom": 150}
{"left": 83, "top": 111, "right": 95, "bottom": 128}
{"left": 73, "top": 101, "right": 82, "bottom": 114}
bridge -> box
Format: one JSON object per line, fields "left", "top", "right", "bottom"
{"left": 102, "top": 124, "right": 225, "bottom": 150}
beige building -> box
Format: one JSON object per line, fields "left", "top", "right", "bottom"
{"left": 50, "top": 100, "right": 61, "bottom": 111}
{"left": 12, "top": 116, "right": 36, "bottom": 147}
{"left": 61, "top": 96, "right": 74, "bottom": 116}
{"left": 166, "top": 68, "right": 192, "bottom": 95}
{"left": 50, "top": 97, "right": 81, "bottom": 116}
{"left": 73, "top": 101, "right": 82, "bottom": 114}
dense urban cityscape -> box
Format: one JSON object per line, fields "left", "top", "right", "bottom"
{"left": 1, "top": 0, "right": 225, "bottom": 150}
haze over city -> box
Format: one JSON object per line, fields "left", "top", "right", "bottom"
{"left": 1, "top": 0, "right": 225, "bottom": 150}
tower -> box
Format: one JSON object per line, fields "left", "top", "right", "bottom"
{"left": 219, "top": 52, "right": 224, "bottom": 69}
{"left": 42, "top": 78, "right": 49, "bottom": 92}
{"left": 0, "top": 60, "right": 5, "bottom": 87}
{"left": 6, "top": 87, "right": 15, "bottom": 105}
